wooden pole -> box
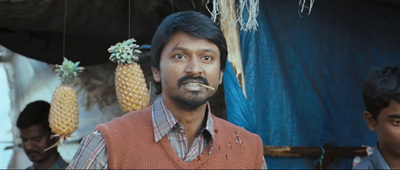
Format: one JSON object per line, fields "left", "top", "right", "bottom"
{"left": 263, "top": 145, "right": 368, "bottom": 157}
{"left": 218, "top": 0, "right": 247, "bottom": 97}
{"left": 263, "top": 145, "right": 368, "bottom": 169}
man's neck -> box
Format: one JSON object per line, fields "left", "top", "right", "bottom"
{"left": 163, "top": 97, "right": 207, "bottom": 148}
{"left": 383, "top": 152, "right": 400, "bottom": 169}
{"left": 379, "top": 143, "right": 400, "bottom": 169}
{"left": 34, "top": 152, "right": 60, "bottom": 169}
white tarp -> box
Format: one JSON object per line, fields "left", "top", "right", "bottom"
{"left": 0, "top": 45, "right": 125, "bottom": 168}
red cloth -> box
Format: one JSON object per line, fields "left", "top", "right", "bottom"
{"left": 96, "top": 106, "right": 264, "bottom": 169}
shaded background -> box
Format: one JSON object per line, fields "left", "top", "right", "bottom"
{"left": 0, "top": 0, "right": 212, "bottom": 65}
{"left": 232, "top": 0, "right": 400, "bottom": 168}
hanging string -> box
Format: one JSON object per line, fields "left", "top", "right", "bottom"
{"left": 63, "top": 0, "right": 67, "bottom": 57}
{"left": 207, "top": 0, "right": 259, "bottom": 32}
{"left": 128, "top": 0, "right": 131, "bottom": 38}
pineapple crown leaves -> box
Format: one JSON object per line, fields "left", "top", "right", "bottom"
{"left": 108, "top": 38, "right": 142, "bottom": 64}
{"left": 55, "top": 57, "right": 84, "bottom": 85}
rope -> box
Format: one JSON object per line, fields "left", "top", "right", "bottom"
{"left": 128, "top": 0, "right": 131, "bottom": 38}
{"left": 62, "top": 0, "right": 67, "bottom": 58}
{"left": 319, "top": 146, "right": 325, "bottom": 169}
{"left": 207, "top": 0, "right": 259, "bottom": 32}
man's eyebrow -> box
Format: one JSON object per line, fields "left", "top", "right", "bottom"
{"left": 29, "top": 135, "right": 41, "bottom": 139}
{"left": 171, "top": 46, "right": 217, "bottom": 54}
{"left": 388, "top": 114, "right": 400, "bottom": 119}
{"left": 20, "top": 135, "right": 40, "bottom": 140}
{"left": 173, "top": 42, "right": 180, "bottom": 50}
{"left": 200, "top": 49, "right": 217, "bottom": 53}
{"left": 172, "top": 46, "right": 188, "bottom": 52}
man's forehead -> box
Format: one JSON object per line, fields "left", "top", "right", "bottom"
{"left": 167, "top": 41, "right": 219, "bottom": 53}
{"left": 170, "top": 32, "right": 217, "bottom": 46}
{"left": 20, "top": 125, "right": 46, "bottom": 136}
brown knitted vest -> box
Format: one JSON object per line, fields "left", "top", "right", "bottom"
{"left": 95, "top": 106, "right": 264, "bottom": 169}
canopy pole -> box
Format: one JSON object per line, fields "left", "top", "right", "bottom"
{"left": 263, "top": 145, "right": 368, "bottom": 157}
{"left": 263, "top": 145, "right": 368, "bottom": 169}
{"left": 218, "top": 0, "right": 247, "bottom": 98}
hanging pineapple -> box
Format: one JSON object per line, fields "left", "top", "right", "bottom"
{"left": 108, "top": 38, "right": 149, "bottom": 113}
{"left": 46, "top": 57, "right": 83, "bottom": 151}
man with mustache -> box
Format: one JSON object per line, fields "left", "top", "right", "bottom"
{"left": 67, "top": 11, "right": 266, "bottom": 169}
{"left": 17, "top": 100, "right": 68, "bottom": 169}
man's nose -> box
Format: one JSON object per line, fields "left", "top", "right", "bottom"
{"left": 185, "top": 57, "right": 203, "bottom": 75}
{"left": 23, "top": 141, "right": 34, "bottom": 150}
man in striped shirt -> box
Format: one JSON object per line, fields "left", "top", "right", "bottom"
{"left": 67, "top": 11, "right": 266, "bottom": 169}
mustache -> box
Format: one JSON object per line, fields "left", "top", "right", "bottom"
{"left": 178, "top": 75, "right": 209, "bottom": 88}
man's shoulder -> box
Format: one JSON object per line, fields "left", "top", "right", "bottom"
{"left": 25, "top": 165, "right": 34, "bottom": 170}
{"left": 353, "top": 155, "right": 372, "bottom": 169}
{"left": 105, "top": 106, "right": 152, "bottom": 124}
{"left": 212, "top": 115, "right": 238, "bottom": 128}
{"left": 212, "top": 115, "right": 261, "bottom": 139}
{"left": 353, "top": 147, "right": 389, "bottom": 170}
{"left": 95, "top": 106, "right": 152, "bottom": 132}
{"left": 53, "top": 156, "right": 69, "bottom": 169}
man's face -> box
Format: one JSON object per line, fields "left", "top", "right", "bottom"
{"left": 152, "top": 31, "right": 223, "bottom": 109}
{"left": 19, "top": 124, "right": 57, "bottom": 163}
{"left": 364, "top": 100, "right": 400, "bottom": 157}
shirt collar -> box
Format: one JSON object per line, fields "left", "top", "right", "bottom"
{"left": 151, "top": 96, "right": 215, "bottom": 143}
{"left": 28, "top": 156, "right": 67, "bottom": 169}
{"left": 370, "top": 143, "right": 390, "bottom": 169}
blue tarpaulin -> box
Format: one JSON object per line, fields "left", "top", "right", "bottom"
{"left": 224, "top": 0, "right": 400, "bottom": 168}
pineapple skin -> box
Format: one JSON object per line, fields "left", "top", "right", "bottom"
{"left": 49, "top": 84, "right": 79, "bottom": 137}
{"left": 115, "top": 63, "right": 149, "bottom": 112}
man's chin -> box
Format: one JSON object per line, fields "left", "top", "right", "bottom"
{"left": 173, "top": 96, "right": 208, "bottom": 109}
{"left": 183, "top": 100, "right": 207, "bottom": 109}
{"left": 28, "top": 154, "right": 40, "bottom": 162}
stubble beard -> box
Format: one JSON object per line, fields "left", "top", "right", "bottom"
{"left": 171, "top": 91, "right": 211, "bottom": 110}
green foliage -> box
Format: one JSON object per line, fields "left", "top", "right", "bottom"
{"left": 56, "top": 57, "right": 84, "bottom": 85}
{"left": 108, "top": 38, "right": 142, "bottom": 64}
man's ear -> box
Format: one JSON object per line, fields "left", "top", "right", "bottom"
{"left": 218, "top": 70, "right": 224, "bottom": 84}
{"left": 50, "top": 133, "right": 59, "bottom": 144}
{"left": 363, "top": 112, "right": 377, "bottom": 131}
{"left": 152, "top": 67, "right": 161, "bottom": 82}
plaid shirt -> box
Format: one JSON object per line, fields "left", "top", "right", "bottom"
{"left": 67, "top": 96, "right": 267, "bottom": 169}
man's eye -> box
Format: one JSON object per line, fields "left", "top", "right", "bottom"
{"left": 394, "top": 120, "right": 400, "bottom": 126}
{"left": 202, "top": 56, "right": 212, "bottom": 61}
{"left": 174, "top": 54, "right": 186, "bottom": 59}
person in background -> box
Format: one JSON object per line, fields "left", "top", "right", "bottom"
{"left": 67, "top": 11, "right": 266, "bottom": 169}
{"left": 17, "top": 100, "right": 68, "bottom": 169}
{"left": 354, "top": 65, "right": 400, "bottom": 169}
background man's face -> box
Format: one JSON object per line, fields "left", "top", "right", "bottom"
{"left": 371, "top": 100, "right": 400, "bottom": 157}
{"left": 20, "top": 124, "right": 56, "bottom": 163}
{"left": 153, "top": 31, "right": 223, "bottom": 109}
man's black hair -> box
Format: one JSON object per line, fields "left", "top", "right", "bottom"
{"left": 17, "top": 100, "right": 51, "bottom": 131}
{"left": 362, "top": 65, "right": 400, "bottom": 120}
{"left": 150, "top": 11, "right": 228, "bottom": 94}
